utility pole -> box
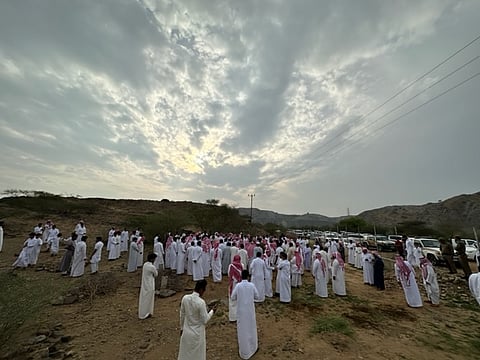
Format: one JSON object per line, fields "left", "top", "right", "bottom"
{"left": 248, "top": 193, "right": 255, "bottom": 223}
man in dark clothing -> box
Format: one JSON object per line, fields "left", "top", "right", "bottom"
{"left": 439, "top": 237, "right": 457, "bottom": 274}
{"left": 373, "top": 252, "right": 385, "bottom": 290}
{"left": 455, "top": 236, "right": 472, "bottom": 279}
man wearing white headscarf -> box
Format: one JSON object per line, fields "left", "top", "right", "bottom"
{"left": 394, "top": 256, "right": 422, "bottom": 308}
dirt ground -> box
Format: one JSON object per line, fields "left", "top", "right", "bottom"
{"left": 1, "top": 226, "right": 480, "bottom": 360}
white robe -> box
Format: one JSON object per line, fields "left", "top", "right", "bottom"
{"left": 290, "top": 257, "right": 303, "bottom": 287}
{"left": 277, "top": 259, "right": 291, "bottom": 303}
{"left": 70, "top": 241, "right": 87, "bottom": 277}
{"left": 13, "top": 241, "right": 30, "bottom": 268}
{"left": 469, "top": 273, "right": 480, "bottom": 306}
{"left": 0, "top": 225, "right": 3, "bottom": 252}
{"left": 169, "top": 241, "right": 178, "bottom": 270}
{"left": 231, "top": 280, "right": 259, "bottom": 360}
{"left": 108, "top": 235, "right": 120, "bottom": 260}
{"left": 312, "top": 258, "right": 328, "bottom": 298}
{"left": 191, "top": 246, "right": 203, "bottom": 281}
{"left": 138, "top": 261, "right": 158, "bottom": 319}
{"left": 347, "top": 243, "right": 356, "bottom": 265}
{"left": 120, "top": 230, "right": 129, "bottom": 252}
{"left": 90, "top": 241, "right": 104, "bottom": 273}
{"left": 178, "top": 292, "right": 213, "bottom": 360}
{"left": 354, "top": 247, "right": 363, "bottom": 269}
{"left": 186, "top": 245, "right": 194, "bottom": 275}
{"left": 406, "top": 239, "right": 415, "bottom": 265}
{"left": 136, "top": 241, "right": 144, "bottom": 268}
{"left": 153, "top": 241, "right": 165, "bottom": 270}
{"left": 362, "top": 253, "right": 374, "bottom": 285}
{"left": 128, "top": 242, "right": 139, "bottom": 272}
{"left": 395, "top": 261, "right": 423, "bottom": 308}
{"left": 331, "top": 259, "right": 346, "bottom": 296}
{"left": 228, "top": 263, "right": 243, "bottom": 322}
{"left": 238, "top": 249, "right": 248, "bottom": 269}
{"left": 421, "top": 263, "right": 440, "bottom": 305}
{"left": 249, "top": 257, "right": 267, "bottom": 302}
{"left": 264, "top": 259, "right": 273, "bottom": 298}
{"left": 176, "top": 242, "right": 186, "bottom": 275}
{"left": 210, "top": 248, "right": 222, "bottom": 282}
{"left": 32, "top": 237, "right": 43, "bottom": 265}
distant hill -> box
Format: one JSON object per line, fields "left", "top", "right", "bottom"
{"left": 357, "top": 192, "right": 480, "bottom": 235}
{"left": 239, "top": 192, "right": 480, "bottom": 234}
{"left": 238, "top": 208, "right": 343, "bottom": 228}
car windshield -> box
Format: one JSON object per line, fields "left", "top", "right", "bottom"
{"left": 376, "top": 236, "right": 387, "bottom": 241}
{"left": 421, "top": 239, "right": 440, "bottom": 248}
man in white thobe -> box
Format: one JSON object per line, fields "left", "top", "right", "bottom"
{"left": 347, "top": 240, "right": 355, "bottom": 265}
{"left": 90, "top": 237, "right": 104, "bottom": 274}
{"left": 191, "top": 241, "right": 204, "bottom": 281}
{"left": 238, "top": 244, "right": 248, "bottom": 269}
{"left": 249, "top": 252, "right": 267, "bottom": 302}
{"left": 128, "top": 238, "right": 140, "bottom": 273}
{"left": 405, "top": 237, "right": 415, "bottom": 265}
{"left": 469, "top": 272, "right": 480, "bottom": 306}
{"left": 153, "top": 238, "right": 165, "bottom": 271}
{"left": 70, "top": 236, "right": 87, "bottom": 278}
{"left": 361, "top": 249, "right": 374, "bottom": 285}
{"left": 74, "top": 221, "right": 87, "bottom": 239}
{"left": 178, "top": 280, "right": 214, "bottom": 360}
{"left": 120, "top": 228, "right": 129, "bottom": 253}
{"left": 419, "top": 257, "right": 440, "bottom": 306}
{"left": 312, "top": 252, "right": 328, "bottom": 298}
{"left": 276, "top": 252, "right": 291, "bottom": 303}
{"left": 176, "top": 239, "right": 186, "bottom": 275}
{"left": 231, "top": 270, "right": 260, "bottom": 360}
{"left": 0, "top": 222, "right": 4, "bottom": 252}
{"left": 394, "top": 256, "right": 423, "bottom": 308}
{"left": 138, "top": 253, "right": 158, "bottom": 319}
{"left": 331, "top": 252, "right": 346, "bottom": 296}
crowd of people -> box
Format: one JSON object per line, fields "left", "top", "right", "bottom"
{"left": 8, "top": 220, "right": 480, "bottom": 359}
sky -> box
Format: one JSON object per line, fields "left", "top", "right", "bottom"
{"left": 0, "top": 0, "right": 479, "bottom": 217}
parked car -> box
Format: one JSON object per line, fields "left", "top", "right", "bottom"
{"left": 451, "top": 238, "right": 478, "bottom": 261}
{"left": 376, "top": 235, "right": 396, "bottom": 252}
{"left": 414, "top": 238, "right": 443, "bottom": 265}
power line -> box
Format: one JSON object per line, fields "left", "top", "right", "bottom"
{"left": 326, "top": 71, "right": 480, "bottom": 159}
{"left": 313, "top": 33, "right": 480, "bottom": 153}
{"left": 321, "top": 55, "right": 479, "bottom": 156}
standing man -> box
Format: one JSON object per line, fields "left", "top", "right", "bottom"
{"left": 419, "top": 257, "right": 440, "bottom": 306}
{"left": 405, "top": 236, "right": 415, "bottom": 265}
{"left": 361, "top": 248, "right": 374, "bottom": 286}
{"left": 332, "top": 252, "right": 347, "bottom": 296}
{"left": 439, "top": 237, "right": 456, "bottom": 274}
{"left": 231, "top": 270, "right": 259, "bottom": 360}
{"left": 70, "top": 235, "right": 87, "bottom": 278}
{"left": 0, "top": 221, "right": 4, "bottom": 252}
{"left": 249, "top": 252, "right": 267, "bottom": 302}
{"left": 276, "top": 252, "right": 291, "bottom": 303}
{"left": 178, "top": 279, "right": 214, "bottom": 360}
{"left": 373, "top": 252, "right": 385, "bottom": 291}
{"left": 312, "top": 252, "right": 328, "bottom": 298}
{"left": 74, "top": 220, "right": 87, "bottom": 239}
{"left": 455, "top": 236, "right": 472, "bottom": 280}
{"left": 394, "top": 256, "right": 422, "bottom": 308}
{"left": 138, "top": 253, "right": 158, "bottom": 319}
{"left": 90, "top": 236, "right": 104, "bottom": 274}
{"left": 127, "top": 237, "right": 140, "bottom": 273}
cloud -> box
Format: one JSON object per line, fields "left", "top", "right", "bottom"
{"left": 0, "top": 0, "right": 479, "bottom": 216}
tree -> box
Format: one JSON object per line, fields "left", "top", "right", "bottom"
{"left": 205, "top": 199, "right": 220, "bottom": 206}
{"left": 337, "top": 216, "right": 368, "bottom": 232}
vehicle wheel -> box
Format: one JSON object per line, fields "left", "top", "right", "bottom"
{"left": 427, "top": 253, "right": 437, "bottom": 266}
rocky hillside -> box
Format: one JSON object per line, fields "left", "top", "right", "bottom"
{"left": 358, "top": 192, "right": 480, "bottom": 234}
{"left": 237, "top": 208, "right": 343, "bottom": 228}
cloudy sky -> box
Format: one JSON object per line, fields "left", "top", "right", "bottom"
{"left": 1, "top": 0, "right": 479, "bottom": 216}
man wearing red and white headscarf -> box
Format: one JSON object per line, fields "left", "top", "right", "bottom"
{"left": 210, "top": 241, "right": 222, "bottom": 283}
{"left": 228, "top": 255, "right": 244, "bottom": 322}
{"left": 331, "top": 252, "right": 346, "bottom": 296}
{"left": 394, "top": 256, "right": 423, "bottom": 308}
{"left": 290, "top": 248, "right": 303, "bottom": 288}
{"left": 312, "top": 252, "right": 328, "bottom": 298}
{"left": 419, "top": 257, "right": 439, "bottom": 306}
